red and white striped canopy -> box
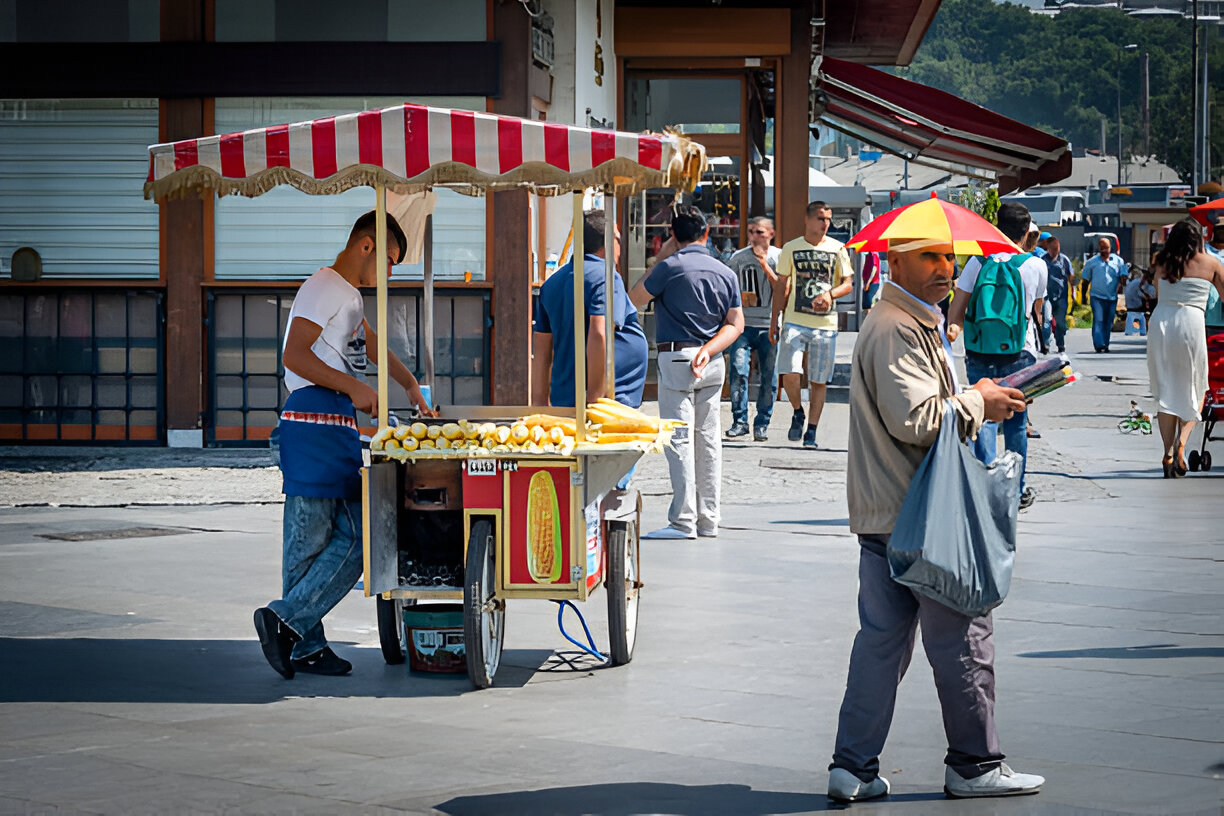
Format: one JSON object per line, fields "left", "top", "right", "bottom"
{"left": 145, "top": 102, "right": 707, "bottom": 201}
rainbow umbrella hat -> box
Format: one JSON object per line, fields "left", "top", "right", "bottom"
{"left": 1188, "top": 197, "right": 1224, "bottom": 228}
{"left": 849, "top": 193, "right": 1020, "bottom": 255}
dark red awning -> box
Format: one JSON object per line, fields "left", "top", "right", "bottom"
{"left": 815, "top": 56, "right": 1071, "bottom": 194}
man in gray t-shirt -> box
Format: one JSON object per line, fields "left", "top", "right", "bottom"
{"left": 724, "top": 216, "right": 782, "bottom": 441}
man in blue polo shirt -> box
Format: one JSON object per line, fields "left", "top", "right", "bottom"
{"left": 630, "top": 204, "right": 743, "bottom": 540}
{"left": 532, "top": 209, "right": 648, "bottom": 409}
{"left": 1081, "top": 236, "right": 1128, "bottom": 352}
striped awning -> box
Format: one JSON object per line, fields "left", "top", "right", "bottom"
{"left": 814, "top": 56, "right": 1071, "bottom": 194}
{"left": 145, "top": 102, "right": 707, "bottom": 201}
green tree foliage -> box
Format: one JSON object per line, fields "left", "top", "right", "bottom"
{"left": 898, "top": 0, "right": 1223, "bottom": 181}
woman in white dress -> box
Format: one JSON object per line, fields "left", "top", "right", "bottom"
{"left": 1146, "top": 219, "right": 1224, "bottom": 477}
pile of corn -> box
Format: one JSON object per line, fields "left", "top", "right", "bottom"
{"left": 369, "top": 399, "right": 682, "bottom": 456}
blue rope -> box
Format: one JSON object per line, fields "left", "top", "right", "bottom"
{"left": 554, "top": 600, "right": 608, "bottom": 663}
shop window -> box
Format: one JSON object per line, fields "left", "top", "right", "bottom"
{"left": 214, "top": 0, "right": 484, "bottom": 42}
{"left": 212, "top": 97, "right": 487, "bottom": 283}
{"left": 0, "top": 0, "right": 158, "bottom": 42}
{"left": 0, "top": 290, "right": 164, "bottom": 443}
{"left": 207, "top": 288, "right": 490, "bottom": 445}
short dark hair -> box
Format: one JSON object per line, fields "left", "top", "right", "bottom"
{"left": 582, "top": 210, "right": 607, "bottom": 254}
{"left": 350, "top": 210, "right": 407, "bottom": 264}
{"left": 671, "top": 204, "right": 708, "bottom": 243}
{"left": 805, "top": 201, "right": 831, "bottom": 217}
{"left": 995, "top": 202, "right": 1031, "bottom": 242}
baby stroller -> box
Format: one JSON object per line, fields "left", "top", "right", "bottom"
{"left": 1188, "top": 332, "right": 1224, "bottom": 471}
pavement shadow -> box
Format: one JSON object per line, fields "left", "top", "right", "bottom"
{"left": 435, "top": 782, "right": 829, "bottom": 815}
{"left": 1019, "top": 643, "right": 1224, "bottom": 660}
{"left": 0, "top": 637, "right": 551, "bottom": 703}
{"left": 771, "top": 518, "right": 850, "bottom": 527}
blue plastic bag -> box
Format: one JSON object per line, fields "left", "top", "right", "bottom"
{"left": 887, "top": 399, "right": 1021, "bottom": 618}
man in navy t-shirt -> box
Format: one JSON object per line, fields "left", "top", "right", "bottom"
{"left": 532, "top": 209, "right": 648, "bottom": 408}
{"left": 630, "top": 204, "right": 743, "bottom": 540}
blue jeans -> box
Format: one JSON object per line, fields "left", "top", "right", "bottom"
{"left": 1048, "top": 295, "right": 1068, "bottom": 351}
{"left": 1124, "top": 310, "right": 1147, "bottom": 335}
{"left": 964, "top": 352, "right": 1032, "bottom": 497}
{"left": 269, "top": 495, "right": 365, "bottom": 660}
{"left": 728, "top": 326, "right": 778, "bottom": 431}
{"left": 1090, "top": 297, "right": 1117, "bottom": 351}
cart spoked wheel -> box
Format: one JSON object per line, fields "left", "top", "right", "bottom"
{"left": 1189, "top": 450, "right": 1201, "bottom": 472}
{"left": 376, "top": 595, "right": 417, "bottom": 665}
{"left": 606, "top": 520, "right": 640, "bottom": 665}
{"left": 1202, "top": 450, "right": 1213, "bottom": 471}
{"left": 464, "top": 518, "right": 504, "bottom": 689}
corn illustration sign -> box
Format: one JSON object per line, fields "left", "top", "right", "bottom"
{"left": 525, "top": 471, "right": 563, "bottom": 584}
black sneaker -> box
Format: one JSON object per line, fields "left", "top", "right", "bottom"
{"left": 788, "top": 408, "right": 806, "bottom": 442}
{"left": 802, "top": 425, "right": 818, "bottom": 449}
{"left": 725, "top": 422, "right": 749, "bottom": 438}
{"left": 253, "top": 607, "right": 300, "bottom": 679}
{"left": 292, "top": 646, "right": 353, "bottom": 676}
{"left": 1019, "top": 487, "right": 1036, "bottom": 511}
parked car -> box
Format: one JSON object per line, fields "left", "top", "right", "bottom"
{"left": 1002, "top": 190, "right": 1087, "bottom": 226}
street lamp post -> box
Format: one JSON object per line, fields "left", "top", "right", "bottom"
{"left": 1117, "top": 43, "right": 1138, "bottom": 186}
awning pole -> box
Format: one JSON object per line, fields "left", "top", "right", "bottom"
{"left": 573, "top": 191, "right": 586, "bottom": 442}
{"left": 375, "top": 184, "right": 389, "bottom": 432}
{"left": 603, "top": 193, "right": 616, "bottom": 401}
{"left": 423, "top": 213, "right": 435, "bottom": 395}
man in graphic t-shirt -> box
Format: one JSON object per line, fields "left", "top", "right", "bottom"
{"left": 252, "top": 210, "right": 435, "bottom": 680}
{"left": 771, "top": 201, "right": 855, "bottom": 449}
{"left": 724, "top": 216, "right": 782, "bottom": 441}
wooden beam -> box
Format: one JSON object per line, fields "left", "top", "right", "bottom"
{"left": 775, "top": 4, "right": 812, "bottom": 245}
{"left": 615, "top": 7, "right": 790, "bottom": 57}
{"left": 488, "top": 0, "right": 532, "bottom": 405}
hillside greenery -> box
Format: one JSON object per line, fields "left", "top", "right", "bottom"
{"left": 897, "top": 0, "right": 1223, "bottom": 181}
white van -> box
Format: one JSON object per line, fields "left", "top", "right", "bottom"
{"left": 1001, "top": 190, "right": 1086, "bottom": 227}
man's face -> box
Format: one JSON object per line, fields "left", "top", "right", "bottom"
{"left": 806, "top": 208, "right": 833, "bottom": 242}
{"left": 1098, "top": 238, "right": 1112, "bottom": 258}
{"left": 748, "top": 221, "right": 775, "bottom": 250}
{"left": 358, "top": 236, "right": 401, "bottom": 287}
{"left": 1048, "top": 237, "right": 1061, "bottom": 257}
{"left": 886, "top": 243, "right": 956, "bottom": 305}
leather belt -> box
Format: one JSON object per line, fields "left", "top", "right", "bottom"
{"left": 656, "top": 341, "right": 702, "bottom": 352}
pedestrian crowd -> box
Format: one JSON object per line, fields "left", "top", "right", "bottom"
{"left": 249, "top": 192, "right": 1224, "bottom": 805}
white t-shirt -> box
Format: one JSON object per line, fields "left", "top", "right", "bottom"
{"left": 956, "top": 253, "right": 1048, "bottom": 358}
{"left": 283, "top": 267, "right": 368, "bottom": 393}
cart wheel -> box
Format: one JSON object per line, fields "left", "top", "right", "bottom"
{"left": 1202, "top": 450, "right": 1213, "bottom": 471}
{"left": 1188, "top": 450, "right": 1201, "bottom": 472}
{"left": 376, "top": 595, "right": 415, "bottom": 665}
{"left": 606, "top": 520, "right": 640, "bottom": 666}
{"left": 464, "top": 518, "right": 504, "bottom": 689}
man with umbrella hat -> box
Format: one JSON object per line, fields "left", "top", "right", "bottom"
{"left": 826, "top": 197, "right": 1044, "bottom": 803}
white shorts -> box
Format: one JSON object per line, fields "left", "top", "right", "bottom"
{"left": 778, "top": 324, "right": 837, "bottom": 383}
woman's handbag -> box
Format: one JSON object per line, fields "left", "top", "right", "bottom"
{"left": 886, "top": 399, "right": 1022, "bottom": 618}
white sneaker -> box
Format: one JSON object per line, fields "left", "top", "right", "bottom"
{"left": 827, "top": 767, "right": 889, "bottom": 802}
{"left": 944, "top": 763, "right": 1044, "bottom": 798}
{"left": 642, "top": 525, "right": 696, "bottom": 540}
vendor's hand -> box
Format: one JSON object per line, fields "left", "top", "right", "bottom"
{"left": 973, "top": 378, "right": 1026, "bottom": 423}
{"left": 946, "top": 324, "right": 961, "bottom": 343}
{"left": 409, "top": 386, "right": 438, "bottom": 418}
{"left": 690, "top": 347, "right": 711, "bottom": 377}
{"left": 814, "top": 293, "right": 833, "bottom": 313}
{"left": 349, "top": 382, "right": 379, "bottom": 419}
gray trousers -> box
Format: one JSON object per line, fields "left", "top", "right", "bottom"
{"left": 830, "top": 535, "right": 1005, "bottom": 781}
{"left": 656, "top": 348, "right": 724, "bottom": 536}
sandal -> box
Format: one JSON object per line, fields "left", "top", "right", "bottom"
{"left": 1162, "top": 456, "right": 1175, "bottom": 479}
{"left": 1175, "top": 444, "right": 1188, "bottom": 477}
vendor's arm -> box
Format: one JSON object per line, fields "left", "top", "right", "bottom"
{"left": 586, "top": 316, "right": 608, "bottom": 402}
{"left": 283, "top": 317, "right": 380, "bottom": 418}
{"left": 692, "top": 307, "right": 744, "bottom": 377}
{"left": 531, "top": 332, "right": 553, "bottom": 406}
{"left": 364, "top": 321, "right": 437, "bottom": 416}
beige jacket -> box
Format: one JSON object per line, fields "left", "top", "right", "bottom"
{"left": 847, "top": 284, "right": 986, "bottom": 535}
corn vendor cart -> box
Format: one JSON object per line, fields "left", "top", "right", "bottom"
{"left": 145, "top": 102, "right": 706, "bottom": 688}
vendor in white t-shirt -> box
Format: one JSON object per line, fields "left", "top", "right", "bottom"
{"left": 253, "top": 210, "right": 435, "bottom": 681}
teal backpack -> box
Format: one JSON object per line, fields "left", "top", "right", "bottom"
{"left": 964, "top": 254, "right": 1028, "bottom": 356}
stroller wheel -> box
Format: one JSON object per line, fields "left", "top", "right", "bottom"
{"left": 1188, "top": 450, "right": 1201, "bottom": 472}
{"left": 1202, "top": 450, "right": 1212, "bottom": 471}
